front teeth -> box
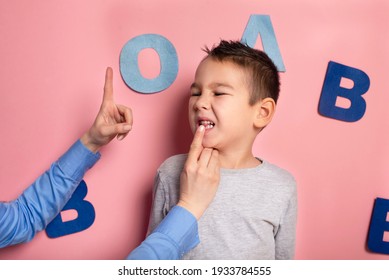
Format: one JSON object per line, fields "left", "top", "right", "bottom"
{"left": 199, "top": 120, "right": 215, "bottom": 129}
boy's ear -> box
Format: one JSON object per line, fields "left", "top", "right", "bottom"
{"left": 253, "top": 97, "right": 276, "bottom": 129}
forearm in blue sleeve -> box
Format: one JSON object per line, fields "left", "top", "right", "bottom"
{"left": 126, "top": 206, "right": 199, "bottom": 260}
{"left": 0, "top": 140, "right": 100, "bottom": 248}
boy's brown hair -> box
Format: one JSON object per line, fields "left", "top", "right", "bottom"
{"left": 203, "top": 40, "right": 280, "bottom": 105}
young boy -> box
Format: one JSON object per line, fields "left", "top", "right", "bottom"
{"left": 147, "top": 40, "right": 297, "bottom": 259}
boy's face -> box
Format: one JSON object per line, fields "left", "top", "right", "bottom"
{"left": 189, "top": 57, "right": 258, "bottom": 151}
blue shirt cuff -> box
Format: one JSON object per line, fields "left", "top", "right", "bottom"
{"left": 154, "top": 205, "right": 199, "bottom": 258}
{"left": 57, "top": 140, "right": 101, "bottom": 180}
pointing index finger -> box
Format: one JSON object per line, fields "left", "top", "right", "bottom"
{"left": 186, "top": 125, "right": 205, "bottom": 164}
{"left": 103, "top": 67, "right": 114, "bottom": 102}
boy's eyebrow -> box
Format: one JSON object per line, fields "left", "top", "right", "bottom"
{"left": 210, "top": 82, "right": 235, "bottom": 90}
{"left": 190, "top": 82, "right": 235, "bottom": 90}
{"left": 190, "top": 82, "right": 199, "bottom": 89}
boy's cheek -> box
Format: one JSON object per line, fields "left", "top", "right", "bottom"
{"left": 187, "top": 120, "right": 196, "bottom": 135}
{"left": 188, "top": 113, "right": 196, "bottom": 132}
{"left": 201, "top": 134, "right": 218, "bottom": 149}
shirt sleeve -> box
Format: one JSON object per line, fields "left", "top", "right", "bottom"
{"left": 146, "top": 170, "right": 170, "bottom": 234}
{"left": 126, "top": 206, "right": 199, "bottom": 260}
{"left": 274, "top": 183, "right": 298, "bottom": 259}
{"left": 0, "top": 140, "right": 100, "bottom": 248}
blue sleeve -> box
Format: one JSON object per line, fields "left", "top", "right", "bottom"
{"left": 0, "top": 140, "right": 100, "bottom": 248}
{"left": 126, "top": 206, "right": 199, "bottom": 260}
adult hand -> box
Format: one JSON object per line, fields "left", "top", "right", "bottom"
{"left": 81, "top": 67, "right": 133, "bottom": 152}
{"left": 177, "top": 125, "right": 220, "bottom": 219}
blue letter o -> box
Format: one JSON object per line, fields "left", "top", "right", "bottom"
{"left": 120, "top": 34, "right": 179, "bottom": 94}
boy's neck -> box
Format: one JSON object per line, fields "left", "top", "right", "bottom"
{"left": 218, "top": 150, "right": 261, "bottom": 169}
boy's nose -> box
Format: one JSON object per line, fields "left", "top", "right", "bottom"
{"left": 194, "top": 95, "right": 211, "bottom": 110}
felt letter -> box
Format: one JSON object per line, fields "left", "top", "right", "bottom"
{"left": 318, "top": 61, "right": 370, "bottom": 122}
{"left": 241, "top": 14, "right": 285, "bottom": 72}
{"left": 46, "top": 180, "right": 95, "bottom": 238}
{"left": 120, "top": 34, "right": 179, "bottom": 94}
{"left": 367, "top": 198, "right": 389, "bottom": 254}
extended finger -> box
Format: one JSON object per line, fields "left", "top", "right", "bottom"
{"left": 208, "top": 149, "right": 220, "bottom": 170}
{"left": 103, "top": 67, "right": 114, "bottom": 102}
{"left": 197, "top": 148, "right": 213, "bottom": 167}
{"left": 186, "top": 125, "right": 205, "bottom": 164}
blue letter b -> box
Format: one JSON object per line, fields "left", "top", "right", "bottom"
{"left": 46, "top": 180, "right": 95, "bottom": 238}
{"left": 318, "top": 61, "right": 370, "bottom": 122}
{"left": 367, "top": 198, "right": 389, "bottom": 255}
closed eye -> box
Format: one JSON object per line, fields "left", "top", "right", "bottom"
{"left": 191, "top": 92, "right": 201, "bottom": 96}
{"left": 214, "top": 92, "right": 227, "bottom": 96}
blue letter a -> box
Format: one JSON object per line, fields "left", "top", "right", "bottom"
{"left": 46, "top": 180, "right": 95, "bottom": 238}
{"left": 241, "top": 15, "right": 285, "bottom": 72}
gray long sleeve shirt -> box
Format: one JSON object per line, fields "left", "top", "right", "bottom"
{"left": 148, "top": 154, "right": 297, "bottom": 260}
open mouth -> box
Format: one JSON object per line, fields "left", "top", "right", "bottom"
{"left": 198, "top": 120, "right": 215, "bottom": 129}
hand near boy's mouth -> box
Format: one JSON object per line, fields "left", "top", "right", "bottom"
{"left": 177, "top": 125, "right": 221, "bottom": 219}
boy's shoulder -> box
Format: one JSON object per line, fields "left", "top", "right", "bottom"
{"left": 261, "top": 159, "right": 296, "bottom": 185}
{"left": 157, "top": 154, "right": 188, "bottom": 175}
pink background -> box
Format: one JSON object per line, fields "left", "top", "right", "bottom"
{"left": 0, "top": 0, "right": 388, "bottom": 259}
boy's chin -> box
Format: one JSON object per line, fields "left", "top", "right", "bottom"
{"left": 201, "top": 140, "right": 217, "bottom": 149}
{"left": 203, "top": 144, "right": 215, "bottom": 149}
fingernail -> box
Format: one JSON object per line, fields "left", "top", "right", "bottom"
{"left": 123, "top": 124, "right": 132, "bottom": 131}
{"left": 199, "top": 125, "right": 204, "bottom": 132}
{"left": 117, "top": 134, "right": 125, "bottom": 141}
